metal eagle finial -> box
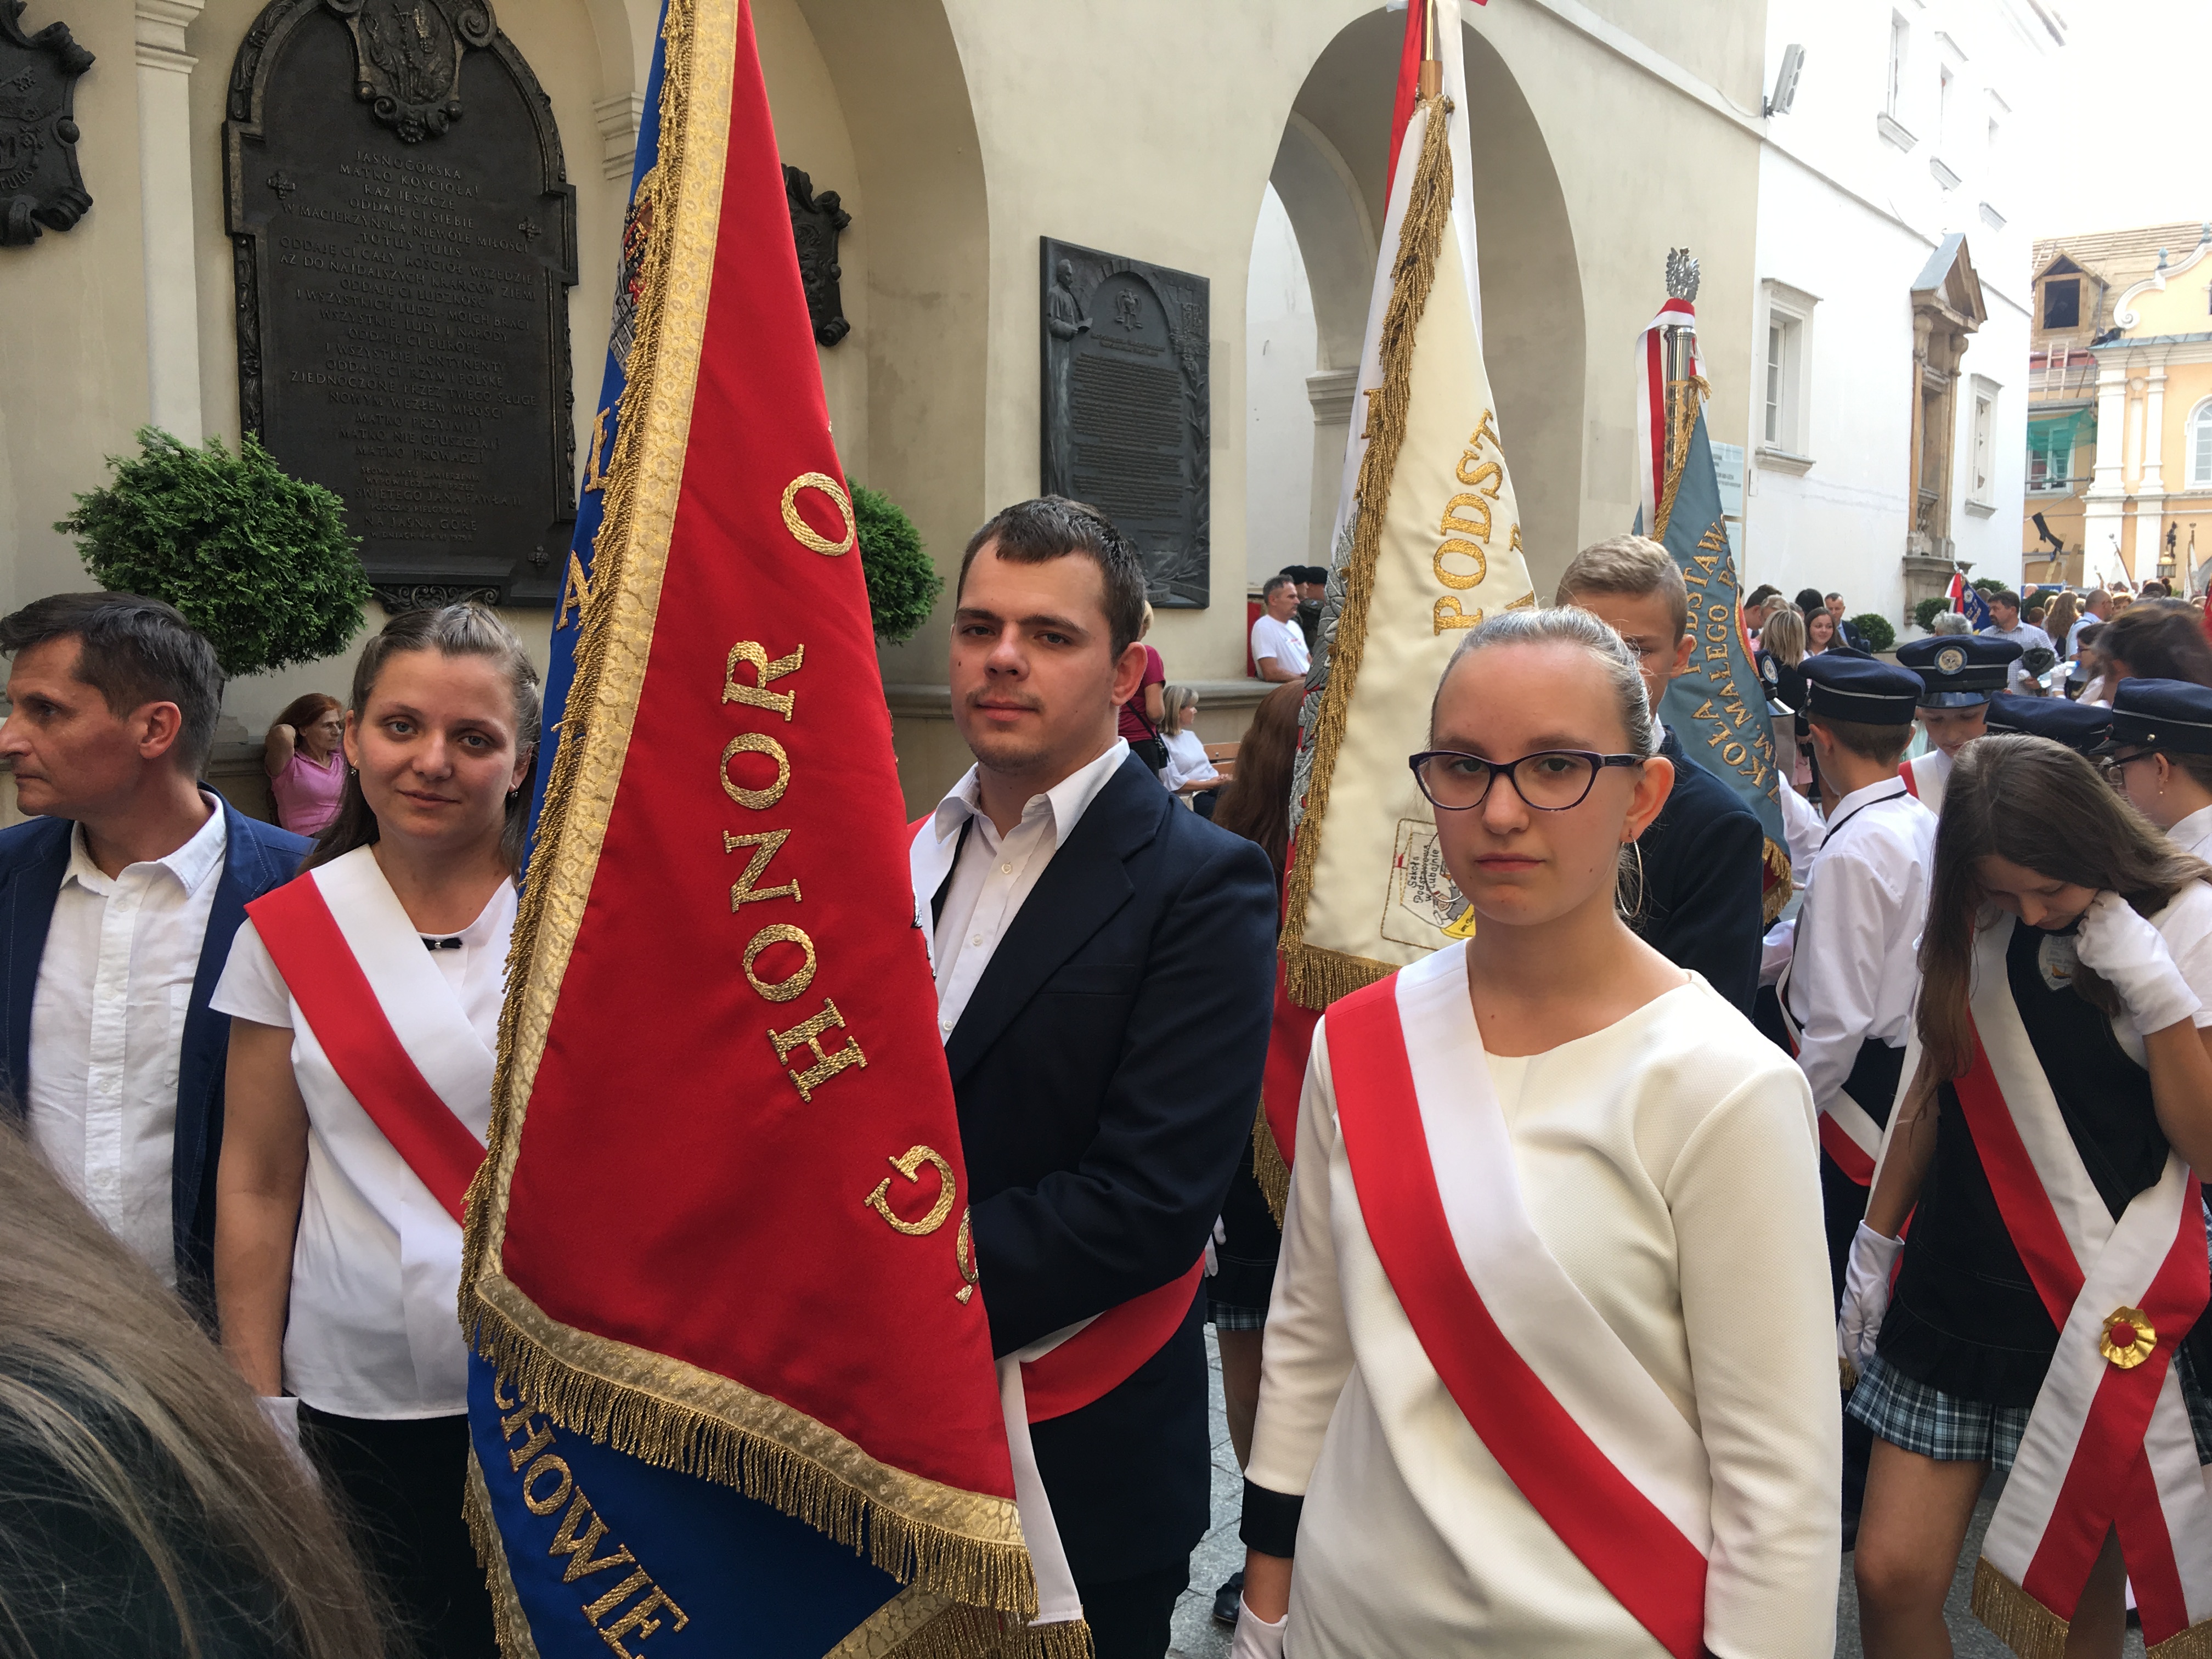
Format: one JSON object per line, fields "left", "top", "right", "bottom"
{"left": 1665, "top": 247, "right": 1700, "bottom": 302}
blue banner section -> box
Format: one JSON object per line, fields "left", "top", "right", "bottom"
{"left": 1959, "top": 582, "right": 1993, "bottom": 630}
{"left": 527, "top": 2, "right": 669, "bottom": 845}
{"left": 469, "top": 1353, "right": 907, "bottom": 1658}
{"left": 1656, "top": 413, "right": 1790, "bottom": 861}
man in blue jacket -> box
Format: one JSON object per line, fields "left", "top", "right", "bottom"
{"left": 1559, "top": 539, "right": 1765, "bottom": 1012}
{"left": 0, "top": 594, "right": 308, "bottom": 1314}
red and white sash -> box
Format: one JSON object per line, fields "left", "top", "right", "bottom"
{"left": 1327, "top": 946, "right": 1712, "bottom": 1659}
{"left": 1773, "top": 958, "right": 1892, "bottom": 1184}
{"left": 1960, "top": 913, "right": 2212, "bottom": 1650}
{"left": 1898, "top": 749, "right": 1951, "bottom": 817}
{"left": 247, "top": 849, "right": 494, "bottom": 1223}
{"left": 909, "top": 810, "right": 1204, "bottom": 1638}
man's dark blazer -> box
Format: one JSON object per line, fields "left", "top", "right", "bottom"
{"left": 945, "top": 752, "right": 1276, "bottom": 1587}
{"left": 0, "top": 799, "right": 309, "bottom": 1306}
{"left": 1635, "top": 727, "right": 1765, "bottom": 1015}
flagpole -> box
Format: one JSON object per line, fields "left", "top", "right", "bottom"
{"left": 1418, "top": 0, "right": 1440, "bottom": 97}
{"left": 1655, "top": 247, "right": 1700, "bottom": 537}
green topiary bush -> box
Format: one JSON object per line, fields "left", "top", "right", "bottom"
{"left": 1912, "top": 596, "right": 1950, "bottom": 634}
{"left": 54, "top": 427, "right": 369, "bottom": 678}
{"left": 1850, "top": 612, "right": 1896, "bottom": 653}
{"left": 851, "top": 483, "right": 942, "bottom": 644}
{"left": 1972, "top": 576, "right": 2007, "bottom": 597}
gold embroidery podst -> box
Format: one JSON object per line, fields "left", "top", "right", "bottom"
{"left": 460, "top": 0, "right": 1032, "bottom": 1634}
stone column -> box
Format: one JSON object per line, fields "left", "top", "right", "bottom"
{"left": 2082, "top": 358, "right": 2130, "bottom": 587}
{"left": 594, "top": 93, "right": 646, "bottom": 185}
{"left": 1305, "top": 367, "right": 1356, "bottom": 566}
{"left": 2142, "top": 364, "right": 2168, "bottom": 495}
{"left": 136, "top": 0, "right": 203, "bottom": 443}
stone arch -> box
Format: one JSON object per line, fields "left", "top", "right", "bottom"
{"left": 1259, "top": 6, "right": 1585, "bottom": 586}
{"left": 788, "top": 0, "right": 988, "bottom": 709}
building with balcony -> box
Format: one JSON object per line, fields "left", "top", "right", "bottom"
{"left": 2025, "top": 221, "right": 2212, "bottom": 591}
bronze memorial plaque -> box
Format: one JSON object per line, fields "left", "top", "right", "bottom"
{"left": 1040, "top": 236, "right": 1210, "bottom": 608}
{"left": 225, "top": 0, "right": 577, "bottom": 608}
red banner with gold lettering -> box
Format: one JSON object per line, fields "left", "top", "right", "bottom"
{"left": 461, "top": 1, "right": 1030, "bottom": 1649}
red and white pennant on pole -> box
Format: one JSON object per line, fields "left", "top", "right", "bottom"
{"left": 1957, "top": 915, "right": 2212, "bottom": 1654}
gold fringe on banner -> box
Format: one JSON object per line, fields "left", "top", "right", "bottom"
{"left": 1275, "top": 92, "right": 1455, "bottom": 1015}
{"left": 1971, "top": 1559, "right": 2070, "bottom": 1659}
{"left": 1003, "top": 1619, "right": 1096, "bottom": 1659}
{"left": 464, "top": 1449, "right": 544, "bottom": 1659}
{"left": 2151, "top": 1621, "right": 2212, "bottom": 1659}
{"left": 1652, "top": 371, "right": 1711, "bottom": 542}
{"left": 1252, "top": 1100, "right": 1290, "bottom": 1227}
{"left": 823, "top": 1588, "right": 1017, "bottom": 1659}
{"left": 471, "top": 1276, "right": 1036, "bottom": 1620}
{"left": 1762, "top": 836, "right": 1794, "bottom": 926}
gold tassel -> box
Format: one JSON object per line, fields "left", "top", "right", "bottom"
{"left": 1762, "top": 836, "right": 1794, "bottom": 926}
{"left": 470, "top": 1297, "right": 1038, "bottom": 1620}
{"left": 1972, "top": 1558, "right": 2071, "bottom": 1659}
{"left": 1652, "top": 371, "right": 1711, "bottom": 541}
{"left": 1252, "top": 1101, "right": 1291, "bottom": 1227}
{"left": 1279, "top": 940, "right": 1393, "bottom": 1014}
{"left": 1002, "top": 1619, "right": 1096, "bottom": 1659}
{"left": 1277, "top": 93, "right": 1455, "bottom": 980}
{"left": 2148, "top": 1614, "right": 2212, "bottom": 1659}
{"left": 464, "top": 1449, "right": 544, "bottom": 1659}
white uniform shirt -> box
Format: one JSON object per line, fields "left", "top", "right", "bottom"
{"left": 1786, "top": 778, "right": 1936, "bottom": 1111}
{"left": 1901, "top": 746, "right": 1954, "bottom": 817}
{"left": 1250, "top": 613, "right": 1310, "bottom": 678}
{"left": 213, "top": 848, "right": 513, "bottom": 1418}
{"left": 2171, "top": 804, "right": 2212, "bottom": 862}
{"left": 27, "top": 799, "right": 228, "bottom": 1286}
{"left": 922, "top": 741, "right": 1127, "bottom": 1040}
{"left": 1251, "top": 960, "right": 1839, "bottom": 1658}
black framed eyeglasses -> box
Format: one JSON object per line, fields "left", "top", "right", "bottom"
{"left": 1408, "top": 748, "right": 1644, "bottom": 812}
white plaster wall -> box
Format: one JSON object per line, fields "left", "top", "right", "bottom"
{"left": 1245, "top": 184, "right": 1317, "bottom": 587}
{"left": 1746, "top": 0, "right": 2051, "bottom": 624}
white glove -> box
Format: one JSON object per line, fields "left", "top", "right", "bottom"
{"left": 1206, "top": 1216, "right": 1226, "bottom": 1278}
{"left": 1838, "top": 1223, "right": 1904, "bottom": 1374}
{"left": 1231, "top": 1598, "right": 1288, "bottom": 1659}
{"left": 2074, "top": 890, "right": 2203, "bottom": 1035}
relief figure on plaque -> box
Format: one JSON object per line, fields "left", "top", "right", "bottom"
{"left": 1045, "top": 257, "right": 1090, "bottom": 493}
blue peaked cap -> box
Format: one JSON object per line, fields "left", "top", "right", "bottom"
{"left": 1801, "top": 652, "right": 1922, "bottom": 726}
{"left": 1983, "top": 693, "right": 2111, "bottom": 754}
{"left": 1896, "top": 635, "right": 2023, "bottom": 708}
{"left": 2104, "top": 678, "right": 2212, "bottom": 757}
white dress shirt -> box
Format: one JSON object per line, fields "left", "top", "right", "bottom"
{"left": 2171, "top": 804, "right": 2212, "bottom": 862}
{"left": 1785, "top": 778, "right": 1936, "bottom": 1111}
{"left": 28, "top": 799, "right": 228, "bottom": 1286}
{"left": 1983, "top": 621, "right": 2055, "bottom": 692}
{"left": 214, "top": 848, "right": 512, "bottom": 1418}
{"left": 921, "top": 741, "right": 1129, "bottom": 1039}
{"left": 1251, "top": 613, "right": 1310, "bottom": 678}
{"left": 1252, "top": 961, "right": 1839, "bottom": 1658}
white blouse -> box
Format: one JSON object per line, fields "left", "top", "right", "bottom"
{"left": 1249, "top": 953, "right": 1839, "bottom": 1658}
{"left": 1160, "top": 727, "right": 1217, "bottom": 791}
{"left": 213, "top": 846, "right": 514, "bottom": 1419}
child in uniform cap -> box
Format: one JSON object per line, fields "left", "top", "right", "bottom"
{"left": 1893, "top": 636, "right": 2024, "bottom": 817}
{"left": 2101, "top": 678, "right": 2212, "bottom": 860}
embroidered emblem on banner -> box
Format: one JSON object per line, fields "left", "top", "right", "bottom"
{"left": 2038, "top": 932, "right": 2079, "bottom": 992}
{"left": 1384, "top": 818, "right": 1471, "bottom": 946}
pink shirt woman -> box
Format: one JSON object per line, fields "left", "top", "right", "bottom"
{"left": 264, "top": 693, "right": 347, "bottom": 837}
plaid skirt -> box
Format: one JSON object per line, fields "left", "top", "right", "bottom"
{"left": 1850, "top": 1351, "right": 2212, "bottom": 1470}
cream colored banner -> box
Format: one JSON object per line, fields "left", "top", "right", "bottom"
{"left": 1299, "top": 222, "right": 1533, "bottom": 975}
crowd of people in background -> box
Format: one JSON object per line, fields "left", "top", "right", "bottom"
{"left": 13, "top": 528, "right": 2212, "bottom": 1659}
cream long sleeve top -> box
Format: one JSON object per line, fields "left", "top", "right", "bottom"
{"left": 1246, "top": 953, "right": 1840, "bottom": 1659}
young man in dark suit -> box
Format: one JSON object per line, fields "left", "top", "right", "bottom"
{"left": 1558, "top": 538, "right": 1765, "bottom": 1013}
{"left": 0, "top": 594, "right": 308, "bottom": 1313}
{"left": 910, "top": 499, "right": 1276, "bottom": 1658}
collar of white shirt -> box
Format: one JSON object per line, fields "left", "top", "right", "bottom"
{"left": 1830, "top": 775, "right": 1909, "bottom": 823}
{"left": 928, "top": 737, "right": 1132, "bottom": 851}
{"left": 61, "top": 792, "right": 228, "bottom": 900}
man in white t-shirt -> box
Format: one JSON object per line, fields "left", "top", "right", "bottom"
{"left": 1250, "top": 575, "right": 1309, "bottom": 682}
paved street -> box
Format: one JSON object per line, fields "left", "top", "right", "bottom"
{"left": 1167, "top": 1330, "right": 2147, "bottom": 1659}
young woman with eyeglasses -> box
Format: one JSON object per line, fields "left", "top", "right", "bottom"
{"left": 1230, "top": 607, "right": 1839, "bottom": 1659}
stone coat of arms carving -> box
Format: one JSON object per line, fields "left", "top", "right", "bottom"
{"left": 326, "top": 0, "right": 493, "bottom": 143}
{"left": 0, "top": 1, "right": 93, "bottom": 247}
